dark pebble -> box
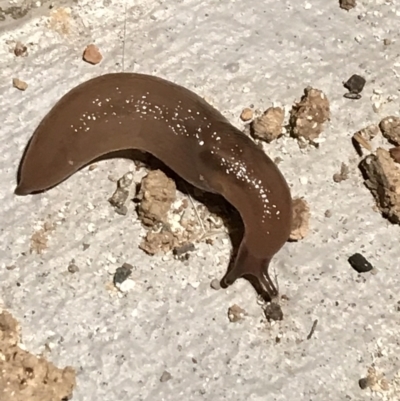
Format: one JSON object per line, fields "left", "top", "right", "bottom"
{"left": 358, "top": 377, "right": 370, "bottom": 389}
{"left": 348, "top": 253, "right": 373, "bottom": 273}
{"left": 343, "top": 74, "right": 366, "bottom": 94}
{"left": 113, "top": 263, "right": 133, "bottom": 285}
{"left": 264, "top": 302, "right": 283, "bottom": 322}
{"left": 173, "top": 242, "right": 195, "bottom": 257}
{"left": 67, "top": 263, "right": 79, "bottom": 273}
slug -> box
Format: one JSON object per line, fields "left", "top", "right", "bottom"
{"left": 14, "top": 72, "right": 292, "bottom": 301}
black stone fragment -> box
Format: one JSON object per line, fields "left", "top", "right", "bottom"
{"left": 348, "top": 253, "right": 373, "bottom": 273}
{"left": 359, "top": 377, "right": 369, "bottom": 389}
{"left": 343, "top": 74, "right": 366, "bottom": 95}
{"left": 264, "top": 302, "right": 283, "bottom": 322}
{"left": 113, "top": 263, "right": 133, "bottom": 285}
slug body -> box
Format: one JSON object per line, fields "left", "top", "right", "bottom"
{"left": 15, "top": 72, "right": 292, "bottom": 301}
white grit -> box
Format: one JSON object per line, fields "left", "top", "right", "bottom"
{"left": 1, "top": 1, "right": 400, "bottom": 400}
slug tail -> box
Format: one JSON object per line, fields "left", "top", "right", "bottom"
{"left": 222, "top": 241, "right": 278, "bottom": 301}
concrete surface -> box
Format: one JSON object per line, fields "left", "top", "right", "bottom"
{"left": 0, "top": 0, "right": 76, "bottom": 32}
{"left": 1, "top": 0, "right": 400, "bottom": 400}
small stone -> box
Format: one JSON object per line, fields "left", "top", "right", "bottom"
{"left": 82, "top": 44, "right": 103, "bottom": 65}
{"left": 173, "top": 242, "right": 195, "bottom": 258}
{"left": 227, "top": 304, "right": 246, "bottom": 322}
{"left": 251, "top": 107, "right": 284, "bottom": 142}
{"left": 383, "top": 38, "right": 392, "bottom": 46}
{"left": 343, "top": 74, "right": 366, "bottom": 95}
{"left": 264, "top": 302, "right": 283, "bottom": 322}
{"left": 139, "top": 230, "right": 177, "bottom": 255}
{"left": 67, "top": 262, "right": 79, "bottom": 273}
{"left": 324, "top": 209, "right": 332, "bottom": 218}
{"left": 240, "top": 107, "right": 253, "bottom": 121}
{"left": 389, "top": 147, "right": 400, "bottom": 163}
{"left": 289, "top": 198, "right": 310, "bottom": 241}
{"left": 348, "top": 253, "right": 373, "bottom": 273}
{"left": 359, "top": 367, "right": 380, "bottom": 390}
{"left": 137, "top": 170, "right": 176, "bottom": 227}
{"left": 160, "top": 371, "right": 172, "bottom": 382}
{"left": 210, "top": 278, "right": 221, "bottom": 290}
{"left": 360, "top": 148, "right": 400, "bottom": 224}
{"left": 289, "top": 87, "right": 330, "bottom": 144}
{"left": 339, "top": 0, "right": 356, "bottom": 11}
{"left": 109, "top": 188, "right": 129, "bottom": 209}
{"left": 113, "top": 263, "right": 133, "bottom": 286}
{"left": 333, "top": 163, "right": 350, "bottom": 183}
{"left": 379, "top": 116, "right": 400, "bottom": 146}
{"left": 372, "top": 100, "right": 382, "bottom": 114}
{"left": 14, "top": 41, "right": 28, "bottom": 57}
{"left": 359, "top": 377, "right": 371, "bottom": 390}
{"left": 118, "top": 172, "right": 134, "bottom": 189}
{"left": 109, "top": 172, "right": 134, "bottom": 210}
{"left": 12, "top": 78, "right": 28, "bottom": 91}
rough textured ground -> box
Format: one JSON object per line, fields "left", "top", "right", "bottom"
{"left": 1, "top": 0, "right": 400, "bottom": 400}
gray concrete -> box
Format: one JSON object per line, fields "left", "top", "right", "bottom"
{"left": 1, "top": 0, "right": 400, "bottom": 400}
{"left": 0, "top": 0, "right": 75, "bottom": 32}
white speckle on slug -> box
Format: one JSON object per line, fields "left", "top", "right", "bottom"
{"left": 71, "top": 88, "right": 280, "bottom": 227}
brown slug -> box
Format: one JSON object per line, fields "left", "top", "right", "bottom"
{"left": 14, "top": 72, "right": 292, "bottom": 301}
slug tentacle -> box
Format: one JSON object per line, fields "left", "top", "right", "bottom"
{"left": 222, "top": 239, "right": 278, "bottom": 301}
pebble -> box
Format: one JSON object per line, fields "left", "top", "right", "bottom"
{"left": 264, "top": 302, "right": 284, "bottom": 322}
{"left": 82, "top": 44, "right": 103, "bottom": 65}
{"left": 348, "top": 253, "right": 374, "bottom": 273}
{"left": 343, "top": 74, "right": 366, "bottom": 99}
{"left": 67, "top": 262, "right": 79, "bottom": 273}
{"left": 228, "top": 304, "right": 246, "bottom": 322}
{"left": 210, "top": 278, "right": 221, "bottom": 290}
{"left": 113, "top": 263, "right": 133, "bottom": 286}
{"left": 160, "top": 371, "right": 172, "bottom": 382}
